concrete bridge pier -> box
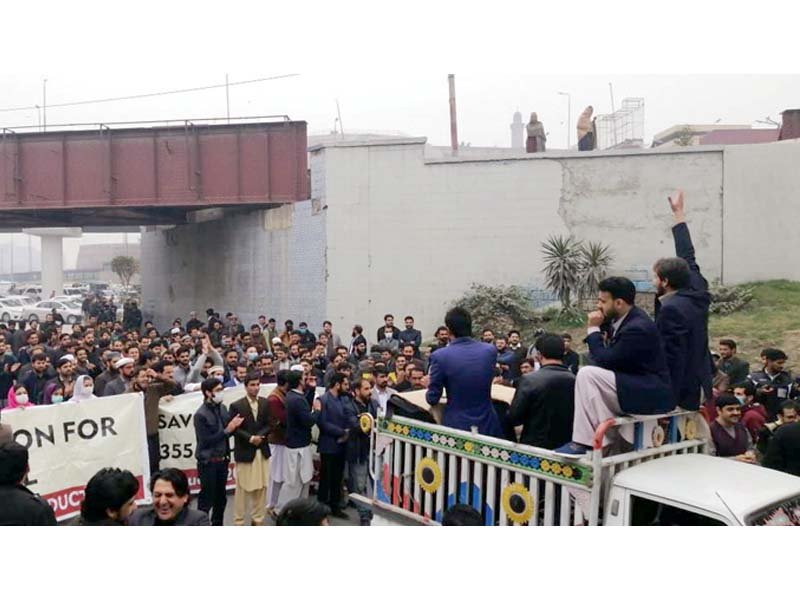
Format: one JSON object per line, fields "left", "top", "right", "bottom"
{"left": 22, "top": 228, "right": 82, "bottom": 299}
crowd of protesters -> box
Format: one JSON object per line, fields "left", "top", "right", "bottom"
{"left": 2, "top": 191, "right": 800, "bottom": 526}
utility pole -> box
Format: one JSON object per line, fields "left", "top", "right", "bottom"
{"left": 448, "top": 74, "right": 459, "bottom": 156}
{"left": 43, "top": 78, "right": 47, "bottom": 132}
{"left": 609, "top": 82, "right": 617, "bottom": 147}
{"left": 225, "top": 73, "right": 230, "bottom": 123}
{"left": 336, "top": 100, "right": 344, "bottom": 137}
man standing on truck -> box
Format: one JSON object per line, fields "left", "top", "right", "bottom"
{"left": 554, "top": 277, "right": 673, "bottom": 456}
{"left": 425, "top": 307, "right": 503, "bottom": 437}
{"left": 652, "top": 190, "right": 713, "bottom": 412}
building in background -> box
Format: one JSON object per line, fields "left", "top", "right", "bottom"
{"left": 652, "top": 123, "right": 762, "bottom": 147}
{"left": 75, "top": 243, "right": 141, "bottom": 284}
{"left": 0, "top": 234, "right": 41, "bottom": 277}
{"left": 699, "top": 129, "right": 780, "bottom": 145}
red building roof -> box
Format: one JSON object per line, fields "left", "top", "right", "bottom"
{"left": 700, "top": 129, "right": 780, "bottom": 145}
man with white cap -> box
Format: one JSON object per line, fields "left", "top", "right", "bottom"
{"left": 183, "top": 364, "right": 224, "bottom": 392}
{"left": 103, "top": 357, "right": 135, "bottom": 396}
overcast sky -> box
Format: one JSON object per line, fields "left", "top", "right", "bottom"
{"left": 1, "top": 1, "right": 797, "bottom": 270}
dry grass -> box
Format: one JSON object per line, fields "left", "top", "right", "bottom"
{"left": 558, "top": 280, "right": 800, "bottom": 370}
{"left": 709, "top": 280, "right": 800, "bottom": 367}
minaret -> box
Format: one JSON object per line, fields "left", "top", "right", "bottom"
{"left": 510, "top": 110, "right": 524, "bottom": 149}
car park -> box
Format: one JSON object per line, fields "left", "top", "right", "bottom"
{"left": 24, "top": 299, "right": 83, "bottom": 324}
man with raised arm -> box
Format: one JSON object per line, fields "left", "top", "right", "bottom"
{"left": 652, "top": 189, "right": 713, "bottom": 411}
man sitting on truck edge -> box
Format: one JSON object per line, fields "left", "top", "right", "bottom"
{"left": 554, "top": 277, "right": 673, "bottom": 456}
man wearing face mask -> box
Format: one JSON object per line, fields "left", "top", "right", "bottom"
{"left": 376, "top": 314, "right": 400, "bottom": 352}
{"left": 296, "top": 322, "right": 316, "bottom": 346}
{"left": 554, "top": 277, "right": 673, "bottom": 457}
{"left": 193, "top": 377, "right": 244, "bottom": 525}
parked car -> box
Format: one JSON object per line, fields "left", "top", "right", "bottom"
{"left": 16, "top": 286, "right": 42, "bottom": 302}
{"left": 0, "top": 297, "right": 25, "bottom": 322}
{"left": 24, "top": 300, "right": 83, "bottom": 324}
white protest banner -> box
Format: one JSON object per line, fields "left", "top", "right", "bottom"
{"left": 3, "top": 393, "right": 151, "bottom": 522}
{"left": 157, "top": 383, "right": 326, "bottom": 494}
{"left": 158, "top": 384, "right": 273, "bottom": 493}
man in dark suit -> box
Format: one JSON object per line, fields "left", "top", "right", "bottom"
{"left": 652, "top": 190, "right": 713, "bottom": 411}
{"left": 317, "top": 372, "right": 351, "bottom": 518}
{"left": 398, "top": 316, "right": 423, "bottom": 358}
{"left": 555, "top": 277, "right": 673, "bottom": 456}
{"left": 509, "top": 334, "right": 576, "bottom": 449}
{"left": 228, "top": 372, "right": 271, "bottom": 526}
{"left": 425, "top": 307, "right": 503, "bottom": 437}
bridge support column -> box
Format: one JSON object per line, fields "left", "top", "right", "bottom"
{"left": 22, "top": 228, "right": 82, "bottom": 299}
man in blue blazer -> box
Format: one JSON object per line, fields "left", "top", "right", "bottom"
{"left": 652, "top": 190, "right": 713, "bottom": 411}
{"left": 426, "top": 307, "right": 503, "bottom": 438}
{"left": 555, "top": 277, "right": 673, "bottom": 456}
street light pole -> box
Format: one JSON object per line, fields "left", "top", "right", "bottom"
{"left": 558, "top": 91, "right": 571, "bottom": 149}
{"left": 43, "top": 78, "right": 48, "bottom": 132}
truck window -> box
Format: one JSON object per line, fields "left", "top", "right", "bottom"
{"left": 630, "top": 495, "right": 726, "bottom": 526}
{"left": 747, "top": 497, "right": 800, "bottom": 526}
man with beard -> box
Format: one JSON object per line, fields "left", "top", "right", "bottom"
{"left": 554, "top": 277, "right": 673, "bottom": 456}
{"left": 652, "top": 190, "right": 712, "bottom": 412}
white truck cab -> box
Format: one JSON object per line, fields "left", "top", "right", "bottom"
{"left": 603, "top": 453, "right": 800, "bottom": 525}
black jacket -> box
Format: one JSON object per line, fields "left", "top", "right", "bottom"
{"left": 654, "top": 222, "right": 713, "bottom": 411}
{"left": 748, "top": 369, "right": 797, "bottom": 420}
{"left": 563, "top": 350, "right": 580, "bottom": 376}
{"left": 128, "top": 505, "right": 210, "bottom": 526}
{"left": 586, "top": 306, "right": 673, "bottom": 414}
{"left": 193, "top": 401, "right": 232, "bottom": 462}
{"left": 343, "top": 394, "right": 378, "bottom": 464}
{"left": 718, "top": 356, "right": 750, "bottom": 387}
{"left": 398, "top": 328, "right": 423, "bottom": 356}
{"left": 0, "top": 484, "right": 57, "bottom": 526}
{"left": 228, "top": 396, "right": 271, "bottom": 463}
{"left": 762, "top": 422, "right": 800, "bottom": 477}
{"left": 285, "top": 389, "right": 319, "bottom": 449}
{"left": 508, "top": 365, "right": 575, "bottom": 449}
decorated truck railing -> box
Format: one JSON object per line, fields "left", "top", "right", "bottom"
{"left": 360, "top": 408, "right": 708, "bottom": 526}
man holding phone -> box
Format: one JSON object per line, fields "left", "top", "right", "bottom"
{"left": 748, "top": 348, "right": 798, "bottom": 420}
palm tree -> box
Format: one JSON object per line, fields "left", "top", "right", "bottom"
{"left": 578, "top": 241, "right": 614, "bottom": 302}
{"left": 541, "top": 235, "right": 583, "bottom": 311}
